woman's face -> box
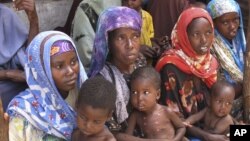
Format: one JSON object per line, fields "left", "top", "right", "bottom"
{"left": 187, "top": 17, "right": 214, "bottom": 56}
{"left": 214, "top": 12, "right": 240, "bottom": 41}
{"left": 109, "top": 27, "right": 141, "bottom": 67}
{"left": 51, "top": 51, "right": 79, "bottom": 97}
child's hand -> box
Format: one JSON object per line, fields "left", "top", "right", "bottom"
{"left": 182, "top": 121, "right": 192, "bottom": 127}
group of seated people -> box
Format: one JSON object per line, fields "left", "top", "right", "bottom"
{"left": 0, "top": 0, "right": 247, "bottom": 141}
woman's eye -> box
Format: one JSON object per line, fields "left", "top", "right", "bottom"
{"left": 94, "top": 120, "right": 102, "bottom": 124}
{"left": 192, "top": 33, "right": 199, "bottom": 37}
{"left": 56, "top": 65, "right": 62, "bottom": 69}
{"left": 223, "top": 21, "right": 228, "bottom": 25}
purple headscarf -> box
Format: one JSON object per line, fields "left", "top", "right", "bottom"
{"left": 50, "top": 40, "right": 75, "bottom": 56}
{"left": 88, "top": 6, "right": 142, "bottom": 77}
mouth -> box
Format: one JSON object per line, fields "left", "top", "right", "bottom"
{"left": 65, "top": 76, "right": 77, "bottom": 86}
{"left": 200, "top": 46, "right": 209, "bottom": 53}
{"left": 229, "top": 31, "right": 237, "bottom": 37}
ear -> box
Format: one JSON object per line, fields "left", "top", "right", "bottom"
{"left": 156, "top": 89, "right": 161, "bottom": 100}
{"left": 107, "top": 110, "right": 114, "bottom": 120}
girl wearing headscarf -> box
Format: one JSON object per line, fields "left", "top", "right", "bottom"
{"left": 207, "top": 0, "right": 245, "bottom": 121}
{"left": 88, "top": 6, "right": 143, "bottom": 131}
{"left": 156, "top": 8, "right": 218, "bottom": 118}
{"left": 0, "top": 0, "right": 38, "bottom": 111}
{"left": 7, "top": 31, "right": 88, "bottom": 141}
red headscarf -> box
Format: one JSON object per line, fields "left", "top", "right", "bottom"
{"left": 156, "top": 8, "right": 218, "bottom": 88}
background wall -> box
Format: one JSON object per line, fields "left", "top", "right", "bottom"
{"left": 4, "top": 0, "right": 73, "bottom": 31}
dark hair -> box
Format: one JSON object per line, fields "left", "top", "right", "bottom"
{"left": 211, "top": 80, "right": 234, "bottom": 97}
{"left": 130, "top": 66, "right": 161, "bottom": 89}
{"left": 77, "top": 75, "right": 117, "bottom": 112}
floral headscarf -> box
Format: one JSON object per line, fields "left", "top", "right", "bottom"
{"left": 88, "top": 6, "right": 142, "bottom": 77}
{"left": 7, "top": 31, "right": 88, "bottom": 140}
{"left": 156, "top": 8, "right": 218, "bottom": 88}
{"left": 207, "top": 0, "right": 246, "bottom": 83}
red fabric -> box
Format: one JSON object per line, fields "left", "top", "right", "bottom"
{"left": 156, "top": 8, "right": 218, "bottom": 88}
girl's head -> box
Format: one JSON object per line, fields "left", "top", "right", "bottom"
{"left": 210, "top": 80, "right": 235, "bottom": 117}
{"left": 207, "top": 0, "right": 241, "bottom": 40}
{"left": 88, "top": 6, "right": 142, "bottom": 77}
{"left": 76, "top": 76, "right": 116, "bottom": 136}
{"left": 50, "top": 41, "right": 79, "bottom": 98}
{"left": 172, "top": 8, "right": 214, "bottom": 57}
{"left": 122, "top": 0, "right": 142, "bottom": 12}
{"left": 130, "top": 66, "right": 161, "bottom": 112}
{"left": 26, "top": 31, "right": 86, "bottom": 100}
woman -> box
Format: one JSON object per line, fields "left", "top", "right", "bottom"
{"left": 7, "top": 31, "right": 88, "bottom": 141}
{"left": 156, "top": 8, "right": 223, "bottom": 141}
{"left": 0, "top": 0, "right": 39, "bottom": 111}
{"left": 88, "top": 6, "right": 143, "bottom": 131}
{"left": 207, "top": 0, "right": 246, "bottom": 121}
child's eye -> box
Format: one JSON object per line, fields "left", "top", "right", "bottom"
{"left": 71, "top": 58, "right": 78, "bottom": 65}
{"left": 131, "top": 91, "right": 138, "bottom": 95}
{"left": 144, "top": 91, "right": 149, "bottom": 95}
{"left": 79, "top": 114, "right": 87, "bottom": 121}
{"left": 225, "top": 102, "right": 232, "bottom": 106}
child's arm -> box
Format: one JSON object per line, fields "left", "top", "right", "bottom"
{"left": 166, "top": 108, "right": 186, "bottom": 141}
{"left": 184, "top": 108, "right": 207, "bottom": 126}
{"left": 211, "top": 115, "right": 234, "bottom": 135}
{"left": 125, "top": 111, "right": 138, "bottom": 135}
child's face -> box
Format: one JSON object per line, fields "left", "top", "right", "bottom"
{"left": 214, "top": 12, "right": 239, "bottom": 40}
{"left": 51, "top": 51, "right": 79, "bottom": 94}
{"left": 122, "top": 0, "right": 142, "bottom": 11}
{"left": 187, "top": 17, "right": 214, "bottom": 56}
{"left": 130, "top": 78, "right": 160, "bottom": 113}
{"left": 77, "top": 105, "right": 110, "bottom": 136}
{"left": 210, "top": 86, "right": 235, "bottom": 118}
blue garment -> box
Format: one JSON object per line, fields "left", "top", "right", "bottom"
{"left": 7, "top": 31, "right": 88, "bottom": 140}
{"left": 207, "top": 0, "right": 246, "bottom": 83}
{"left": 0, "top": 4, "right": 28, "bottom": 111}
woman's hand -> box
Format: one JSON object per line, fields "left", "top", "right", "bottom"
{"left": 6, "top": 70, "right": 26, "bottom": 82}
{"left": 13, "top": 0, "right": 37, "bottom": 21}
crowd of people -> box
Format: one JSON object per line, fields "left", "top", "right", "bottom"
{"left": 0, "top": 0, "right": 248, "bottom": 141}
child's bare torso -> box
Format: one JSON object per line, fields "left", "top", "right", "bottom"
{"left": 72, "top": 128, "right": 115, "bottom": 141}
{"left": 136, "top": 104, "right": 175, "bottom": 139}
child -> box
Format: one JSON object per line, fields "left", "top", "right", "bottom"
{"left": 122, "top": 0, "right": 157, "bottom": 65}
{"left": 184, "top": 80, "right": 235, "bottom": 137}
{"left": 126, "top": 66, "right": 186, "bottom": 140}
{"left": 72, "top": 76, "right": 117, "bottom": 141}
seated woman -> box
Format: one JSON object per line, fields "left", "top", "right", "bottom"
{"left": 155, "top": 8, "right": 225, "bottom": 141}
{"left": 0, "top": 0, "right": 39, "bottom": 111}
{"left": 7, "top": 31, "right": 88, "bottom": 141}
{"left": 88, "top": 6, "right": 144, "bottom": 131}
{"left": 207, "top": 0, "right": 246, "bottom": 121}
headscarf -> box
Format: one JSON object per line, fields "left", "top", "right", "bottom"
{"left": 207, "top": 0, "right": 246, "bottom": 83}
{"left": 88, "top": 6, "right": 142, "bottom": 77}
{"left": 7, "top": 31, "right": 88, "bottom": 140}
{"left": 0, "top": 4, "right": 28, "bottom": 66}
{"left": 156, "top": 8, "right": 218, "bottom": 88}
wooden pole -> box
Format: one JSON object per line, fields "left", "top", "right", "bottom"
{"left": 0, "top": 97, "right": 9, "bottom": 140}
{"left": 243, "top": 0, "right": 250, "bottom": 123}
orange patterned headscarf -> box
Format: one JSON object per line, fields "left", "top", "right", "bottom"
{"left": 156, "top": 8, "right": 218, "bottom": 88}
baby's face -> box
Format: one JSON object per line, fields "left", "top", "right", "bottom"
{"left": 76, "top": 105, "right": 109, "bottom": 136}
{"left": 130, "top": 78, "right": 160, "bottom": 113}
{"left": 210, "top": 86, "right": 235, "bottom": 117}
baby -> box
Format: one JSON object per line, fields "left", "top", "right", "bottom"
{"left": 72, "top": 76, "right": 117, "bottom": 141}
{"left": 126, "top": 66, "right": 186, "bottom": 140}
{"left": 184, "top": 80, "right": 235, "bottom": 138}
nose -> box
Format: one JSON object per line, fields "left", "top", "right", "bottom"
{"left": 229, "top": 21, "right": 236, "bottom": 30}
{"left": 200, "top": 34, "right": 207, "bottom": 44}
{"left": 66, "top": 66, "right": 74, "bottom": 76}
{"left": 126, "top": 38, "right": 133, "bottom": 49}
{"left": 85, "top": 121, "right": 91, "bottom": 129}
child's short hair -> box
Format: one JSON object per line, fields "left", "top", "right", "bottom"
{"left": 77, "top": 75, "right": 117, "bottom": 112}
{"left": 130, "top": 66, "right": 161, "bottom": 89}
{"left": 211, "top": 80, "right": 235, "bottom": 97}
